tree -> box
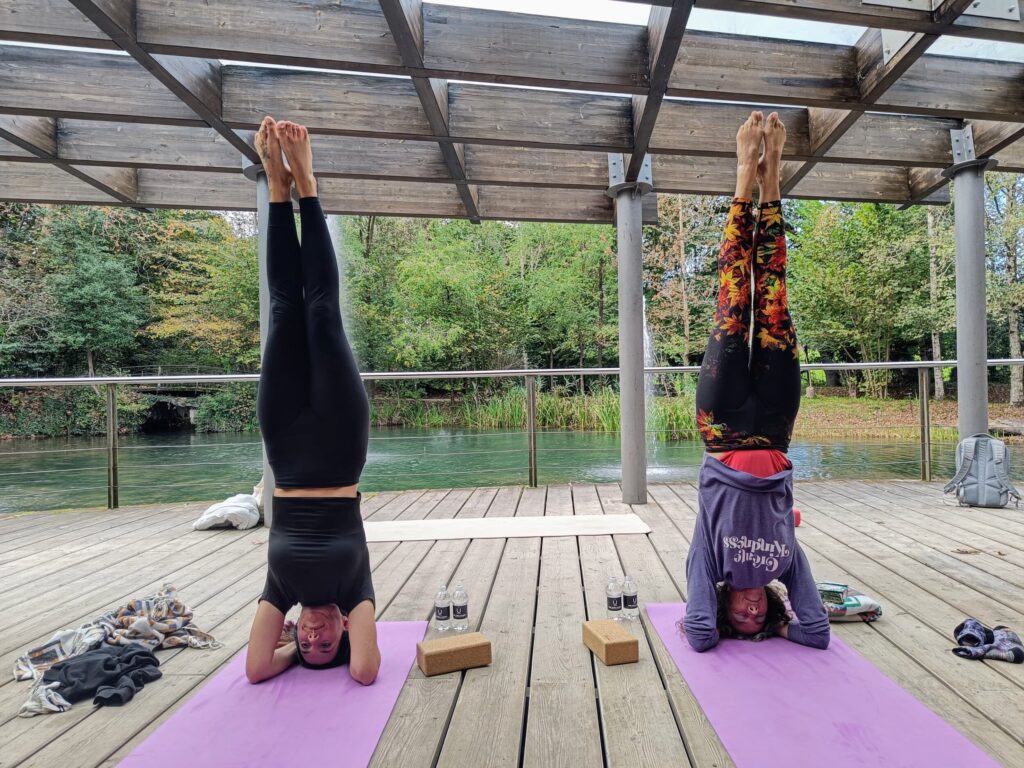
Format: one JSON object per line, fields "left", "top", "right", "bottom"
{"left": 986, "top": 173, "right": 1024, "bottom": 406}
{"left": 644, "top": 194, "right": 724, "bottom": 368}
{"left": 788, "top": 201, "right": 936, "bottom": 397}
{"left": 46, "top": 245, "right": 148, "bottom": 376}
{"left": 0, "top": 203, "right": 58, "bottom": 376}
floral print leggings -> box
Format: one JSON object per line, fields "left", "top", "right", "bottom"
{"left": 695, "top": 198, "right": 801, "bottom": 451}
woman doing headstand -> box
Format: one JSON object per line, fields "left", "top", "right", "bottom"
{"left": 245, "top": 118, "right": 379, "bottom": 684}
{"left": 683, "top": 111, "right": 830, "bottom": 652}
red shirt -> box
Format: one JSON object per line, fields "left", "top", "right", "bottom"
{"left": 717, "top": 449, "right": 791, "bottom": 478}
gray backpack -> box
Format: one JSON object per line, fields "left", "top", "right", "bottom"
{"left": 943, "top": 433, "right": 1021, "bottom": 508}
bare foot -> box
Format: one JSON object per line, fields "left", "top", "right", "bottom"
{"left": 255, "top": 117, "right": 292, "bottom": 203}
{"left": 735, "top": 111, "right": 764, "bottom": 199}
{"left": 277, "top": 121, "right": 316, "bottom": 199}
{"left": 758, "top": 112, "right": 786, "bottom": 201}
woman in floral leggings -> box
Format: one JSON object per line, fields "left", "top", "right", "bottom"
{"left": 682, "top": 112, "right": 829, "bottom": 651}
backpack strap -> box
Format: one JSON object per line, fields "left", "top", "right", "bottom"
{"left": 943, "top": 437, "right": 978, "bottom": 494}
{"left": 991, "top": 440, "right": 1022, "bottom": 505}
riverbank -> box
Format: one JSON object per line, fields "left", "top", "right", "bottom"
{"left": 2, "top": 385, "right": 1020, "bottom": 442}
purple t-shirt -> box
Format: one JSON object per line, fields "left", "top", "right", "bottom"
{"left": 684, "top": 455, "right": 830, "bottom": 652}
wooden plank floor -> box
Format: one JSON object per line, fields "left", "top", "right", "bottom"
{"left": 1, "top": 482, "right": 1023, "bottom": 768}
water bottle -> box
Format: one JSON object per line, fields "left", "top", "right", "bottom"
{"left": 452, "top": 582, "right": 469, "bottom": 632}
{"left": 434, "top": 584, "right": 451, "bottom": 632}
{"left": 622, "top": 575, "right": 638, "bottom": 622}
{"left": 606, "top": 576, "right": 622, "bottom": 620}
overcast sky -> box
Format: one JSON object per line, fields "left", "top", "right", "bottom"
{"left": 426, "top": 0, "right": 1024, "bottom": 61}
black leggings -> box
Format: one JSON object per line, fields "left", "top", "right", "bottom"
{"left": 695, "top": 198, "right": 800, "bottom": 451}
{"left": 256, "top": 198, "right": 369, "bottom": 488}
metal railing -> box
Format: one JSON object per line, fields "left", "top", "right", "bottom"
{"left": 1, "top": 358, "right": 1022, "bottom": 508}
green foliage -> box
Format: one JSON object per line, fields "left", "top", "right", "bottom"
{"left": 45, "top": 247, "right": 148, "bottom": 375}
{"left": 193, "top": 384, "right": 259, "bottom": 433}
{"left": 4, "top": 176, "right": 1024, "bottom": 438}
{"left": 0, "top": 387, "right": 147, "bottom": 438}
{"left": 787, "top": 201, "right": 942, "bottom": 396}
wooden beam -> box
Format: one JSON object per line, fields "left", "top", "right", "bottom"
{"left": 652, "top": 101, "right": 810, "bottom": 158}
{"left": 996, "top": 137, "right": 1024, "bottom": 173}
{"left": 0, "top": 45, "right": 198, "bottom": 123}
{"left": 784, "top": 0, "right": 974, "bottom": 195}
{"left": 627, "top": 1, "right": 693, "bottom": 181}
{"left": 0, "top": 160, "right": 118, "bottom": 204}
{"left": 792, "top": 164, "right": 930, "bottom": 205}
{"left": 0, "top": 114, "right": 55, "bottom": 155}
{"left": 448, "top": 84, "right": 632, "bottom": 152}
{"left": 0, "top": 0, "right": 114, "bottom": 48}
{"left": 932, "top": 0, "right": 979, "bottom": 26}
{"left": 675, "top": 0, "right": 1024, "bottom": 44}
{"left": 379, "top": 0, "right": 478, "bottom": 221}
{"left": 65, "top": 0, "right": 259, "bottom": 163}
{"left": 424, "top": 5, "right": 646, "bottom": 93}
{"left": 0, "top": 120, "right": 449, "bottom": 181}
{"left": 825, "top": 114, "right": 959, "bottom": 167}
{"left": 908, "top": 166, "right": 949, "bottom": 204}
{"left": 0, "top": 100, "right": 969, "bottom": 173}
{"left": 972, "top": 120, "right": 1024, "bottom": 158}
{"left": 877, "top": 55, "right": 1024, "bottom": 121}
{"left": 855, "top": 29, "right": 938, "bottom": 104}
{"left": 0, "top": 114, "right": 137, "bottom": 202}
{"left": 670, "top": 31, "right": 858, "bottom": 107}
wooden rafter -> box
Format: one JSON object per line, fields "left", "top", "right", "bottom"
{"left": 66, "top": 0, "right": 259, "bottom": 163}
{"left": 0, "top": 115, "right": 137, "bottom": 203}
{"left": 782, "top": 0, "right": 976, "bottom": 195}
{"left": 379, "top": 0, "right": 480, "bottom": 221}
{"left": 0, "top": 1, "right": 1019, "bottom": 217}
{"left": 627, "top": 1, "right": 693, "bottom": 181}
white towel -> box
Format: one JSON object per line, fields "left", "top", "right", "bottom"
{"left": 193, "top": 494, "right": 261, "bottom": 530}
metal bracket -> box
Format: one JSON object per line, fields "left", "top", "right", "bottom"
{"left": 961, "top": 0, "right": 1020, "bottom": 20}
{"left": 863, "top": 0, "right": 1019, "bottom": 20}
{"left": 881, "top": 29, "right": 916, "bottom": 66}
{"left": 242, "top": 157, "right": 265, "bottom": 182}
{"left": 606, "top": 153, "right": 654, "bottom": 198}
{"left": 942, "top": 126, "right": 999, "bottom": 178}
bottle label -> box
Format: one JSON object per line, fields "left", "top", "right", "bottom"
{"left": 453, "top": 604, "right": 468, "bottom": 620}
{"left": 435, "top": 605, "right": 451, "bottom": 621}
{"left": 624, "top": 594, "right": 638, "bottom": 610}
{"left": 607, "top": 595, "right": 622, "bottom": 611}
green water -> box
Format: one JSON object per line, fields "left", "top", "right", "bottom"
{"left": 0, "top": 428, "right": 957, "bottom": 514}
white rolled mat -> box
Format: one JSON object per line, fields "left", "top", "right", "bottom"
{"left": 363, "top": 514, "right": 650, "bottom": 542}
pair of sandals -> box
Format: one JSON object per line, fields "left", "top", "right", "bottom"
{"left": 952, "top": 618, "right": 1024, "bottom": 663}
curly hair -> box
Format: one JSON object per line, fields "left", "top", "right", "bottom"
{"left": 715, "top": 582, "right": 790, "bottom": 641}
{"left": 293, "top": 626, "right": 351, "bottom": 669}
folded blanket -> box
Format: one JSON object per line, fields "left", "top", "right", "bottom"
{"left": 15, "top": 584, "right": 220, "bottom": 717}
{"left": 193, "top": 493, "right": 261, "bottom": 530}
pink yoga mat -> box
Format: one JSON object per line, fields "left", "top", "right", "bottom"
{"left": 647, "top": 603, "right": 999, "bottom": 768}
{"left": 119, "top": 621, "right": 427, "bottom": 768}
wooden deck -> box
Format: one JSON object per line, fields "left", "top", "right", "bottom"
{"left": 1, "top": 481, "right": 1023, "bottom": 768}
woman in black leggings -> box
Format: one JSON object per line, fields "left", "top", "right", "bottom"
{"left": 245, "top": 117, "right": 379, "bottom": 684}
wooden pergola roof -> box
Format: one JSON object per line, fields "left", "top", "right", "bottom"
{"left": 1, "top": 0, "right": 1023, "bottom": 223}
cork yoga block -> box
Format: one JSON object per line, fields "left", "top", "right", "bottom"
{"left": 583, "top": 619, "right": 639, "bottom": 666}
{"left": 416, "top": 632, "right": 492, "bottom": 677}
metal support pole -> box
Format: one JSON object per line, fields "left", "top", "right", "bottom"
{"left": 246, "top": 160, "right": 275, "bottom": 526}
{"left": 917, "top": 368, "right": 932, "bottom": 482}
{"left": 943, "top": 127, "right": 996, "bottom": 440}
{"left": 608, "top": 154, "right": 651, "bottom": 504}
{"left": 526, "top": 375, "right": 538, "bottom": 488}
{"left": 106, "top": 383, "right": 119, "bottom": 509}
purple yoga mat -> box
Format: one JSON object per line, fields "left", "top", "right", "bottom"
{"left": 647, "top": 603, "right": 999, "bottom": 768}
{"left": 119, "top": 620, "right": 427, "bottom": 768}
